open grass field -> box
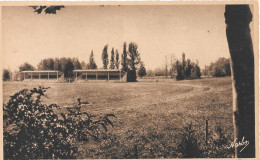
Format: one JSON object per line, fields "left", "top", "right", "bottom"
{"left": 3, "top": 77, "right": 233, "bottom": 158}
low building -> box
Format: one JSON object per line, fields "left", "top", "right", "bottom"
{"left": 73, "top": 69, "right": 127, "bottom": 82}
{"left": 21, "top": 70, "right": 64, "bottom": 82}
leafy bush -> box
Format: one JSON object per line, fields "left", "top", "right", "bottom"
{"left": 175, "top": 123, "right": 204, "bottom": 158}
{"left": 3, "top": 86, "right": 115, "bottom": 159}
{"left": 207, "top": 125, "right": 234, "bottom": 158}
{"left": 3, "top": 69, "right": 11, "bottom": 81}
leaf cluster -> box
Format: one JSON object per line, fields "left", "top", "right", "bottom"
{"left": 3, "top": 86, "right": 115, "bottom": 159}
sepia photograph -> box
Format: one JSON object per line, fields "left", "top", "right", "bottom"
{"left": 1, "top": 1, "right": 259, "bottom": 159}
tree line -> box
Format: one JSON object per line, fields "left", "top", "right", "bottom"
{"left": 146, "top": 53, "right": 201, "bottom": 80}
{"left": 202, "top": 57, "right": 231, "bottom": 77}
{"left": 3, "top": 42, "right": 143, "bottom": 82}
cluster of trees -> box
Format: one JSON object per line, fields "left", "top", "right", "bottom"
{"left": 174, "top": 53, "right": 201, "bottom": 80}
{"left": 202, "top": 57, "right": 231, "bottom": 77}
{"left": 3, "top": 42, "right": 143, "bottom": 81}
{"left": 100, "top": 42, "right": 144, "bottom": 81}
{"left": 145, "top": 53, "right": 201, "bottom": 80}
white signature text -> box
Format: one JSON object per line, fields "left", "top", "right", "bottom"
{"left": 227, "top": 136, "right": 249, "bottom": 152}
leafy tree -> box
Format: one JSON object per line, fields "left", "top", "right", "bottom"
{"left": 185, "top": 59, "right": 192, "bottom": 79}
{"left": 64, "top": 59, "right": 74, "bottom": 78}
{"left": 81, "top": 61, "right": 87, "bottom": 69}
{"left": 121, "top": 42, "right": 128, "bottom": 72}
{"left": 3, "top": 87, "right": 115, "bottom": 159}
{"left": 128, "top": 42, "right": 141, "bottom": 71}
{"left": 59, "top": 57, "right": 69, "bottom": 73}
{"left": 72, "top": 58, "right": 82, "bottom": 69}
{"left": 19, "top": 62, "right": 35, "bottom": 71}
{"left": 87, "top": 50, "right": 97, "bottom": 69}
{"left": 182, "top": 53, "right": 186, "bottom": 77}
{"left": 173, "top": 55, "right": 201, "bottom": 80}
{"left": 224, "top": 62, "right": 231, "bottom": 76}
{"left": 102, "top": 45, "right": 109, "bottom": 69}
{"left": 3, "top": 69, "right": 11, "bottom": 81}
{"left": 38, "top": 58, "right": 55, "bottom": 70}
{"left": 54, "top": 58, "right": 62, "bottom": 71}
{"left": 138, "top": 62, "right": 147, "bottom": 78}
{"left": 115, "top": 50, "right": 120, "bottom": 69}
{"left": 194, "top": 62, "right": 201, "bottom": 78}
{"left": 30, "top": 6, "right": 64, "bottom": 14}
{"left": 203, "top": 57, "right": 230, "bottom": 77}
{"left": 109, "top": 48, "right": 115, "bottom": 69}
{"left": 176, "top": 60, "right": 184, "bottom": 80}
{"left": 127, "top": 42, "right": 141, "bottom": 82}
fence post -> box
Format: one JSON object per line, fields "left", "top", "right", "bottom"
{"left": 205, "top": 120, "right": 208, "bottom": 145}
{"left": 134, "top": 144, "right": 138, "bottom": 159}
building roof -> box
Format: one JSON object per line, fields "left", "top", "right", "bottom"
{"left": 21, "top": 70, "right": 61, "bottom": 73}
{"left": 73, "top": 69, "right": 123, "bottom": 72}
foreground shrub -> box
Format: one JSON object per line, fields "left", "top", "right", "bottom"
{"left": 175, "top": 123, "right": 204, "bottom": 158}
{"left": 3, "top": 86, "right": 115, "bottom": 159}
{"left": 207, "top": 125, "right": 234, "bottom": 157}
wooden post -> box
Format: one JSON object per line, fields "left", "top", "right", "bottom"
{"left": 120, "top": 70, "right": 121, "bottom": 82}
{"left": 205, "top": 120, "right": 208, "bottom": 145}
{"left": 225, "top": 5, "right": 255, "bottom": 158}
{"left": 134, "top": 144, "right": 138, "bottom": 159}
{"left": 108, "top": 71, "right": 110, "bottom": 81}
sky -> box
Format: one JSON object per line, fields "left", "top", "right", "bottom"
{"left": 2, "top": 5, "right": 236, "bottom": 71}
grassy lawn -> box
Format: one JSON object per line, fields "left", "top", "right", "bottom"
{"left": 3, "top": 77, "right": 233, "bottom": 158}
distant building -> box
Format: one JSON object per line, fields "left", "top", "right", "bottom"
{"left": 21, "top": 70, "right": 63, "bottom": 82}
{"left": 73, "top": 69, "right": 127, "bottom": 82}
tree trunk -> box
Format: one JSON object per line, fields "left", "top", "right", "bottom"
{"left": 225, "top": 5, "right": 255, "bottom": 158}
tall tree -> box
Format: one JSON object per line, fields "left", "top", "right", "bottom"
{"left": 72, "top": 58, "right": 82, "bottom": 69}
{"left": 109, "top": 48, "right": 115, "bottom": 69}
{"left": 87, "top": 50, "right": 97, "bottom": 69}
{"left": 128, "top": 42, "right": 140, "bottom": 70}
{"left": 54, "top": 58, "right": 62, "bottom": 71}
{"left": 121, "top": 42, "right": 128, "bottom": 72}
{"left": 19, "top": 62, "right": 35, "bottom": 71}
{"left": 176, "top": 60, "right": 184, "bottom": 80}
{"left": 225, "top": 5, "right": 255, "bottom": 158}
{"left": 101, "top": 45, "right": 109, "bottom": 69}
{"left": 182, "top": 53, "right": 186, "bottom": 78}
{"left": 115, "top": 50, "right": 120, "bottom": 69}
{"left": 185, "top": 59, "right": 192, "bottom": 79}
{"left": 64, "top": 59, "right": 74, "bottom": 78}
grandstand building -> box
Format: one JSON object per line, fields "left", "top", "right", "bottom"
{"left": 21, "top": 70, "right": 64, "bottom": 82}
{"left": 20, "top": 69, "right": 127, "bottom": 83}
{"left": 73, "top": 69, "right": 127, "bottom": 82}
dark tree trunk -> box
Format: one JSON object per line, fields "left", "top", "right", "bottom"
{"left": 225, "top": 5, "right": 255, "bottom": 158}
